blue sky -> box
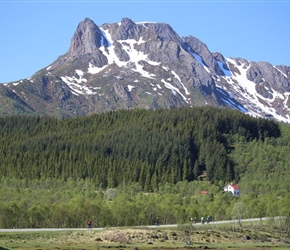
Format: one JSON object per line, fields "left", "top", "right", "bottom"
{"left": 0, "top": 0, "right": 289, "bottom": 83}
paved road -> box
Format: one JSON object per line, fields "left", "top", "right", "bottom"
{"left": 0, "top": 227, "right": 105, "bottom": 232}
{"left": 0, "top": 217, "right": 284, "bottom": 233}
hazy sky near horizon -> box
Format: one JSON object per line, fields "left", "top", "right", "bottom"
{"left": 0, "top": 0, "right": 289, "bottom": 83}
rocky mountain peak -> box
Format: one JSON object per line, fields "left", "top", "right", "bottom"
{"left": 1, "top": 17, "right": 290, "bottom": 123}
{"left": 121, "top": 17, "right": 135, "bottom": 26}
{"left": 67, "top": 18, "right": 109, "bottom": 59}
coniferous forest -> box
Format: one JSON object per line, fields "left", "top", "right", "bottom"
{"left": 1, "top": 106, "right": 290, "bottom": 229}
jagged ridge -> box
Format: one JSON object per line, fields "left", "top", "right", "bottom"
{"left": 1, "top": 17, "right": 290, "bottom": 122}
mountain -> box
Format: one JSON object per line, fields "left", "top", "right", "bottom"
{"left": 1, "top": 17, "right": 290, "bottom": 122}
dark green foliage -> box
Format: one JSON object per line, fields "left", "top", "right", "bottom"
{"left": 0, "top": 106, "right": 281, "bottom": 189}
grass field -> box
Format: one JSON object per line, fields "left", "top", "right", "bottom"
{"left": 1, "top": 223, "right": 290, "bottom": 250}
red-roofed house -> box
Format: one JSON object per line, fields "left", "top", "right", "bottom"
{"left": 223, "top": 183, "right": 240, "bottom": 197}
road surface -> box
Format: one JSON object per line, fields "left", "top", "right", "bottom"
{"left": 0, "top": 217, "right": 284, "bottom": 233}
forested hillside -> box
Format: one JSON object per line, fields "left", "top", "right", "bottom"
{"left": 0, "top": 107, "right": 281, "bottom": 190}
{"left": 1, "top": 106, "right": 290, "bottom": 229}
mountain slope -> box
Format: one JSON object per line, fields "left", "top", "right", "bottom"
{"left": 1, "top": 17, "right": 290, "bottom": 122}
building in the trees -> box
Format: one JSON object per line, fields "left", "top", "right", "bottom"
{"left": 223, "top": 183, "right": 240, "bottom": 197}
{"left": 199, "top": 190, "right": 209, "bottom": 195}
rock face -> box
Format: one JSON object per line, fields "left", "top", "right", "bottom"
{"left": 1, "top": 17, "right": 290, "bottom": 122}
{"left": 67, "top": 18, "right": 110, "bottom": 67}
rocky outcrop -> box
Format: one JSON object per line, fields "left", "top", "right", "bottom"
{"left": 184, "top": 36, "right": 225, "bottom": 76}
{"left": 68, "top": 18, "right": 109, "bottom": 58}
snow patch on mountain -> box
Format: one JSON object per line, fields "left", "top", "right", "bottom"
{"left": 171, "top": 70, "right": 190, "bottom": 95}
{"left": 61, "top": 69, "right": 98, "bottom": 96}
{"left": 187, "top": 48, "right": 211, "bottom": 74}
{"left": 136, "top": 21, "right": 157, "bottom": 25}
{"left": 162, "top": 66, "right": 170, "bottom": 71}
{"left": 216, "top": 87, "right": 247, "bottom": 113}
{"left": 161, "top": 78, "right": 189, "bottom": 104}
{"left": 88, "top": 63, "right": 106, "bottom": 74}
{"left": 218, "top": 58, "right": 290, "bottom": 123}
{"left": 88, "top": 28, "right": 160, "bottom": 79}
{"left": 127, "top": 85, "right": 135, "bottom": 91}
